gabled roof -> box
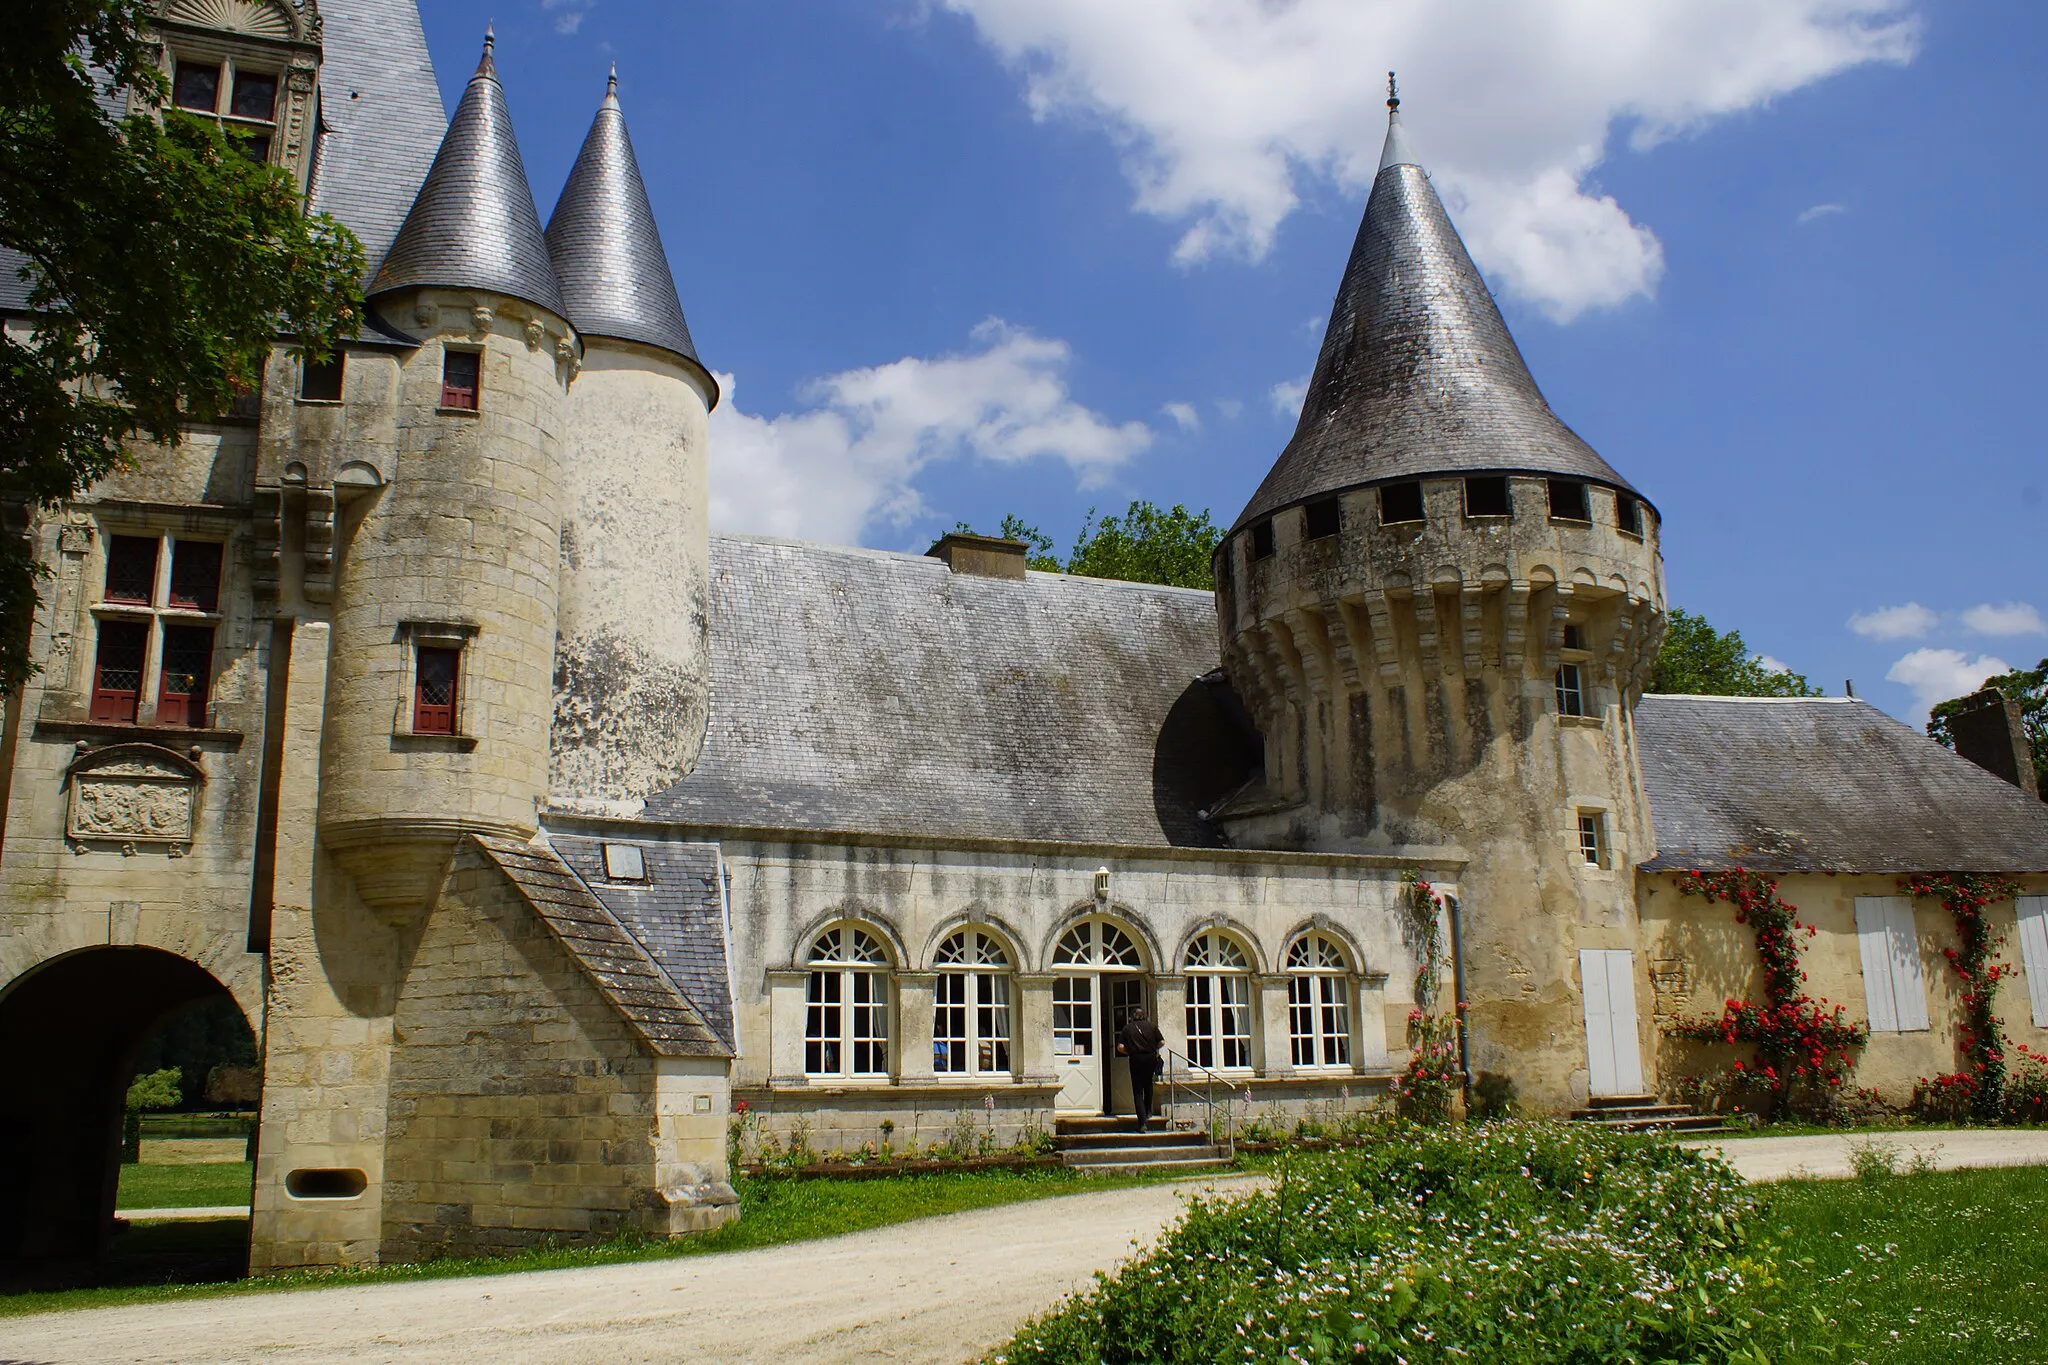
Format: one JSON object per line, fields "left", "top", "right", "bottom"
{"left": 640, "top": 534, "right": 1261, "bottom": 848}
{"left": 368, "top": 31, "right": 565, "bottom": 318}
{"left": 472, "top": 835, "right": 730, "bottom": 1058}
{"left": 548, "top": 834, "right": 735, "bottom": 1050}
{"left": 1636, "top": 695, "right": 2048, "bottom": 874}
{"left": 1232, "top": 105, "right": 1642, "bottom": 533}
{"left": 545, "top": 71, "right": 706, "bottom": 376}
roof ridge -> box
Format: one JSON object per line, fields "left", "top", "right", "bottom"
{"left": 707, "top": 531, "right": 1217, "bottom": 596}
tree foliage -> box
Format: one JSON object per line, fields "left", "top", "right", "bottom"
{"left": 967, "top": 501, "right": 1223, "bottom": 589}
{"left": 1647, "top": 608, "right": 1821, "bottom": 698}
{"left": 0, "top": 0, "right": 366, "bottom": 686}
{"left": 124, "top": 1066, "right": 182, "bottom": 1114}
{"left": 1927, "top": 657, "right": 2048, "bottom": 794}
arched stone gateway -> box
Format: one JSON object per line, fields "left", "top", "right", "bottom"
{"left": 0, "top": 947, "right": 252, "bottom": 1287}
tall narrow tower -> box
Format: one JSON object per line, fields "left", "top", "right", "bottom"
{"left": 320, "top": 33, "right": 577, "bottom": 910}
{"left": 1216, "top": 85, "right": 1667, "bottom": 1110}
{"left": 545, "top": 70, "right": 717, "bottom": 816}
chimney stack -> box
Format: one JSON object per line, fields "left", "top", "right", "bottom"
{"left": 1949, "top": 689, "right": 2040, "bottom": 798}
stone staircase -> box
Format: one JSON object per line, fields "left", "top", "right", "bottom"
{"left": 1570, "top": 1094, "right": 1729, "bottom": 1134}
{"left": 1054, "top": 1115, "right": 1232, "bottom": 1175}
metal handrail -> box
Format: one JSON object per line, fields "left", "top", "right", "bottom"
{"left": 1159, "top": 1047, "right": 1237, "bottom": 1159}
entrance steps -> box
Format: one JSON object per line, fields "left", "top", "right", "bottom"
{"left": 1054, "top": 1115, "right": 1231, "bottom": 1176}
{"left": 1569, "top": 1094, "right": 1728, "bottom": 1134}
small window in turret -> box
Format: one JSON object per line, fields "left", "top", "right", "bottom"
{"left": 1464, "top": 477, "right": 1510, "bottom": 518}
{"left": 1304, "top": 498, "right": 1341, "bottom": 540}
{"left": 441, "top": 348, "right": 480, "bottom": 411}
{"left": 1379, "top": 482, "right": 1424, "bottom": 525}
{"left": 1547, "top": 480, "right": 1590, "bottom": 523}
{"left": 1250, "top": 520, "right": 1275, "bottom": 560}
{"left": 1616, "top": 495, "right": 1644, "bottom": 539}
{"left": 1556, "top": 664, "right": 1586, "bottom": 717}
{"left": 414, "top": 646, "right": 461, "bottom": 734}
{"left": 300, "top": 354, "right": 344, "bottom": 402}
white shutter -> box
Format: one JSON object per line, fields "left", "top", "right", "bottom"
{"left": 2018, "top": 898, "right": 2048, "bottom": 1028}
{"left": 1603, "top": 950, "right": 1646, "bottom": 1095}
{"left": 1855, "top": 897, "right": 1900, "bottom": 1033}
{"left": 1885, "top": 897, "right": 1930, "bottom": 1033}
{"left": 1580, "top": 949, "right": 1617, "bottom": 1096}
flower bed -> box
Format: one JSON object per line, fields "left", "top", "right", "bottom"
{"left": 991, "top": 1121, "right": 1823, "bottom": 1364}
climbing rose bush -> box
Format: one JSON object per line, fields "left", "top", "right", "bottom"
{"left": 991, "top": 1122, "right": 1828, "bottom": 1365}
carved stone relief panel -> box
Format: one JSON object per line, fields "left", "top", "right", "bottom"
{"left": 65, "top": 742, "right": 205, "bottom": 850}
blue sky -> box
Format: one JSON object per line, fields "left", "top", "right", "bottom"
{"left": 416, "top": 1, "right": 2044, "bottom": 728}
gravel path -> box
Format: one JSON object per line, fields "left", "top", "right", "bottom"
{"left": 5, "top": 1173, "right": 1261, "bottom": 1365}
{"left": 15, "top": 1130, "right": 2048, "bottom": 1364}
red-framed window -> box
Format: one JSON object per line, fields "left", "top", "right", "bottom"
{"left": 104, "top": 536, "right": 159, "bottom": 605}
{"left": 91, "top": 621, "right": 148, "bottom": 722}
{"left": 441, "top": 349, "right": 480, "bottom": 411}
{"left": 156, "top": 626, "right": 215, "bottom": 727}
{"left": 413, "top": 646, "right": 460, "bottom": 734}
{"left": 167, "top": 540, "right": 223, "bottom": 611}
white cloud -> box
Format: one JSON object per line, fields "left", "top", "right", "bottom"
{"left": 1887, "top": 648, "right": 2011, "bottom": 719}
{"left": 707, "top": 320, "right": 1152, "bottom": 545}
{"left": 1960, "top": 601, "right": 2047, "bottom": 637}
{"left": 1214, "top": 398, "right": 1244, "bottom": 421}
{"left": 540, "top": 0, "right": 593, "bottom": 35}
{"left": 942, "top": 0, "right": 1917, "bottom": 320}
{"left": 1269, "top": 376, "right": 1309, "bottom": 419}
{"left": 1848, "top": 601, "right": 1939, "bottom": 641}
{"left": 1797, "top": 202, "right": 1847, "bottom": 223}
{"left": 1161, "top": 400, "right": 1201, "bottom": 432}
{"left": 1757, "top": 655, "right": 1792, "bottom": 675}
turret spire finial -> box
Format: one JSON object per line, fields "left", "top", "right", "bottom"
{"left": 475, "top": 25, "right": 497, "bottom": 80}
{"left": 604, "top": 63, "right": 619, "bottom": 109}
{"left": 1387, "top": 71, "right": 1399, "bottom": 114}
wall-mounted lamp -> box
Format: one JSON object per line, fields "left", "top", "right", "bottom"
{"left": 1094, "top": 866, "right": 1111, "bottom": 901}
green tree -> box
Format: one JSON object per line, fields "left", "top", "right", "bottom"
{"left": 1928, "top": 657, "right": 2047, "bottom": 795}
{"left": 1, "top": 0, "right": 365, "bottom": 687}
{"left": 965, "top": 501, "right": 1223, "bottom": 589}
{"left": 1648, "top": 608, "right": 1821, "bottom": 698}
{"left": 124, "top": 1066, "right": 181, "bottom": 1113}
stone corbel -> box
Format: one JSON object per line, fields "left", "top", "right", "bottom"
{"left": 1362, "top": 593, "right": 1401, "bottom": 680}
{"left": 1500, "top": 581, "right": 1531, "bottom": 674}
{"left": 469, "top": 302, "right": 494, "bottom": 338}
{"left": 1460, "top": 587, "right": 1486, "bottom": 674}
{"left": 251, "top": 486, "right": 283, "bottom": 599}
{"left": 302, "top": 487, "right": 335, "bottom": 604}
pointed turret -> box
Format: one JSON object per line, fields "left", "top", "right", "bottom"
{"left": 1232, "top": 82, "right": 1640, "bottom": 532}
{"left": 370, "top": 30, "right": 566, "bottom": 319}
{"left": 544, "top": 68, "right": 706, "bottom": 377}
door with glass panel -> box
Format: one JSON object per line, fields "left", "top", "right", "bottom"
{"left": 1050, "top": 919, "right": 1147, "bottom": 1115}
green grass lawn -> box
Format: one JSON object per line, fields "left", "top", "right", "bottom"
{"left": 4, "top": 1164, "right": 1175, "bottom": 1318}
{"left": 117, "top": 1161, "right": 253, "bottom": 1209}
{"left": 1768, "top": 1165, "right": 2048, "bottom": 1362}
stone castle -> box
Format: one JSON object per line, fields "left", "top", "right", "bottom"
{"left": 3, "top": 0, "right": 2043, "bottom": 1281}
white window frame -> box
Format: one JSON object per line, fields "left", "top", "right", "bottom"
{"left": 1182, "top": 932, "right": 1254, "bottom": 1072}
{"left": 1576, "top": 811, "right": 1607, "bottom": 867}
{"left": 805, "top": 925, "right": 892, "bottom": 1078}
{"left": 1285, "top": 933, "right": 1353, "bottom": 1068}
{"left": 1855, "top": 896, "right": 1930, "bottom": 1033}
{"left": 1556, "top": 663, "right": 1586, "bottom": 717}
{"left": 2017, "top": 897, "right": 2048, "bottom": 1028}
{"left": 932, "top": 929, "right": 1013, "bottom": 1077}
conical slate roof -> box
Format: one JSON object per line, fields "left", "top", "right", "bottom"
{"left": 1232, "top": 101, "right": 1643, "bottom": 533}
{"left": 369, "top": 32, "right": 566, "bottom": 319}
{"left": 545, "top": 70, "right": 703, "bottom": 367}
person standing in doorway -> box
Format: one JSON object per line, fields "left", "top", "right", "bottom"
{"left": 1115, "top": 1005, "right": 1165, "bottom": 1131}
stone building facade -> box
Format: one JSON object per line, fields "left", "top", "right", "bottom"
{"left": 1, "top": 0, "right": 2044, "bottom": 1286}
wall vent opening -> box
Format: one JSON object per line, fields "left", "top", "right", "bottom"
{"left": 1303, "top": 498, "right": 1341, "bottom": 540}
{"left": 1379, "top": 482, "right": 1424, "bottom": 525}
{"left": 1463, "top": 477, "right": 1510, "bottom": 518}
{"left": 286, "top": 1168, "right": 367, "bottom": 1200}
{"left": 1547, "top": 479, "right": 1590, "bottom": 522}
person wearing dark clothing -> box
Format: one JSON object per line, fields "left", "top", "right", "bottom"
{"left": 1116, "top": 1006, "right": 1166, "bottom": 1131}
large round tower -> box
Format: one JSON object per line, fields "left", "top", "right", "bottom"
{"left": 319, "top": 34, "right": 577, "bottom": 911}
{"left": 544, "top": 70, "right": 717, "bottom": 816}
{"left": 1215, "top": 86, "right": 1667, "bottom": 1111}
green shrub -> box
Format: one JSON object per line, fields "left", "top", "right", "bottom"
{"left": 993, "top": 1121, "right": 1826, "bottom": 1364}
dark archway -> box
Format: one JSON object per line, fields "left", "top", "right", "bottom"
{"left": 0, "top": 947, "right": 250, "bottom": 1288}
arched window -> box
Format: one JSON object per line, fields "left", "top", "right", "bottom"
{"left": 1285, "top": 932, "right": 1352, "bottom": 1068}
{"left": 806, "top": 925, "right": 890, "bottom": 1077}
{"left": 933, "top": 929, "right": 1012, "bottom": 1076}
{"left": 1053, "top": 919, "right": 1142, "bottom": 968}
{"left": 1182, "top": 932, "right": 1253, "bottom": 1071}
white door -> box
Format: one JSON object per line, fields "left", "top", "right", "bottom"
{"left": 1580, "top": 949, "right": 1645, "bottom": 1097}
{"left": 1052, "top": 975, "right": 1100, "bottom": 1113}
